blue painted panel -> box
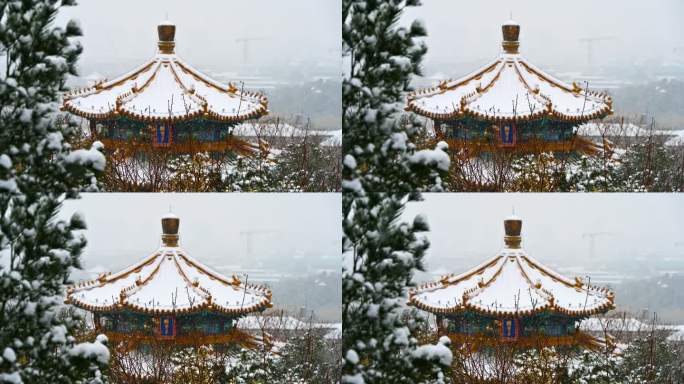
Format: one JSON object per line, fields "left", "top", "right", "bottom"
{"left": 160, "top": 317, "right": 175, "bottom": 337}
{"left": 501, "top": 124, "right": 515, "bottom": 145}
{"left": 502, "top": 318, "right": 517, "bottom": 338}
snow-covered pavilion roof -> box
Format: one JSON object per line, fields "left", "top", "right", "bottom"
{"left": 63, "top": 21, "right": 268, "bottom": 124}
{"left": 409, "top": 216, "right": 614, "bottom": 317}
{"left": 406, "top": 20, "right": 612, "bottom": 123}
{"left": 66, "top": 215, "right": 272, "bottom": 316}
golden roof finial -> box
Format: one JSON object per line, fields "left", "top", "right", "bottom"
{"left": 161, "top": 211, "right": 180, "bottom": 247}
{"left": 157, "top": 20, "right": 176, "bottom": 54}
{"left": 501, "top": 18, "right": 520, "bottom": 54}
{"left": 503, "top": 213, "right": 522, "bottom": 249}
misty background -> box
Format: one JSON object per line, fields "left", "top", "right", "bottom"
{"left": 60, "top": 193, "right": 341, "bottom": 321}
{"left": 402, "top": 1, "right": 684, "bottom": 128}
{"left": 56, "top": 0, "right": 342, "bottom": 130}
{"left": 404, "top": 194, "right": 684, "bottom": 323}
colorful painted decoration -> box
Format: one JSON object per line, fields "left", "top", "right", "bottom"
{"left": 501, "top": 318, "right": 517, "bottom": 339}
{"left": 405, "top": 20, "right": 612, "bottom": 155}
{"left": 409, "top": 216, "right": 615, "bottom": 348}
{"left": 160, "top": 316, "right": 175, "bottom": 337}
{"left": 406, "top": 20, "right": 612, "bottom": 123}
{"left": 60, "top": 21, "right": 268, "bottom": 155}
{"left": 66, "top": 215, "right": 273, "bottom": 347}
{"left": 154, "top": 124, "right": 172, "bottom": 146}
{"left": 62, "top": 22, "right": 267, "bottom": 125}
{"left": 500, "top": 123, "right": 516, "bottom": 146}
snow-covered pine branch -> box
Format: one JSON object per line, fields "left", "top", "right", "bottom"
{"left": 0, "top": 1, "right": 108, "bottom": 382}
{"left": 342, "top": 1, "right": 452, "bottom": 383}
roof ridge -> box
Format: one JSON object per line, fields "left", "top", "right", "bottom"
{"left": 513, "top": 254, "right": 555, "bottom": 306}
{"left": 99, "top": 250, "right": 162, "bottom": 285}
{"left": 511, "top": 58, "right": 550, "bottom": 110}
{"left": 177, "top": 251, "right": 232, "bottom": 286}
{"left": 171, "top": 252, "right": 212, "bottom": 305}
{"left": 520, "top": 254, "right": 577, "bottom": 288}
{"left": 116, "top": 61, "right": 163, "bottom": 115}
{"left": 96, "top": 59, "right": 158, "bottom": 94}
{"left": 118, "top": 250, "right": 169, "bottom": 304}
{"left": 167, "top": 60, "right": 208, "bottom": 113}
{"left": 439, "top": 254, "right": 503, "bottom": 287}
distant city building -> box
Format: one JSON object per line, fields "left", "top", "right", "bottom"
{"left": 409, "top": 215, "right": 614, "bottom": 349}
{"left": 406, "top": 20, "right": 613, "bottom": 155}
{"left": 62, "top": 21, "right": 268, "bottom": 154}
{"left": 66, "top": 214, "right": 272, "bottom": 348}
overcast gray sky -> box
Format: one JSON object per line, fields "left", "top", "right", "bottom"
{"left": 402, "top": 0, "right": 684, "bottom": 71}
{"left": 403, "top": 194, "right": 684, "bottom": 275}
{"left": 56, "top": 0, "right": 341, "bottom": 73}
{"left": 60, "top": 193, "right": 340, "bottom": 277}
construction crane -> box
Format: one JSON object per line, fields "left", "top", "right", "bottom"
{"left": 239, "top": 230, "right": 275, "bottom": 259}
{"left": 578, "top": 36, "right": 616, "bottom": 66}
{"left": 581, "top": 232, "right": 614, "bottom": 261}
{"left": 235, "top": 37, "right": 265, "bottom": 64}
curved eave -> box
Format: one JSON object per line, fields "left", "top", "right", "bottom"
{"left": 66, "top": 284, "right": 272, "bottom": 316}
{"left": 61, "top": 54, "right": 269, "bottom": 124}
{"left": 406, "top": 97, "right": 612, "bottom": 124}
{"left": 405, "top": 54, "right": 613, "bottom": 124}
{"left": 408, "top": 252, "right": 616, "bottom": 318}
{"left": 443, "top": 330, "right": 606, "bottom": 351}
{"left": 408, "top": 290, "right": 614, "bottom": 318}
{"left": 64, "top": 248, "right": 273, "bottom": 317}
{"left": 61, "top": 98, "right": 269, "bottom": 124}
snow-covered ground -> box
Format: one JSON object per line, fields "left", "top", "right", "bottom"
{"left": 236, "top": 315, "right": 341, "bottom": 340}
{"left": 577, "top": 122, "right": 684, "bottom": 146}
{"left": 581, "top": 317, "right": 684, "bottom": 342}
{"left": 233, "top": 123, "right": 341, "bottom": 144}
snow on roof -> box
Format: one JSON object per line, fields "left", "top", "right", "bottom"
{"left": 502, "top": 19, "right": 519, "bottom": 26}
{"left": 409, "top": 218, "right": 614, "bottom": 317}
{"left": 66, "top": 218, "right": 272, "bottom": 316}
{"left": 62, "top": 24, "right": 268, "bottom": 124}
{"left": 406, "top": 22, "right": 612, "bottom": 123}
{"left": 162, "top": 212, "right": 178, "bottom": 220}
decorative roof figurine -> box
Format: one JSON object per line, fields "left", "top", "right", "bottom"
{"left": 406, "top": 20, "right": 613, "bottom": 155}
{"left": 66, "top": 213, "right": 272, "bottom": 347}
{"left": 409, "top": 215, "right": 614, "bottom": 349}
{"left": 63, "top": 21, "right": 268, "bottom": 153}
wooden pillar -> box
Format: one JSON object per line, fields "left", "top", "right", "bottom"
{"left": 436, "top": 314, "right": 445, "bottom": 335}
{"left": 89, "top": 119, "right": 97, "bottom": 139}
